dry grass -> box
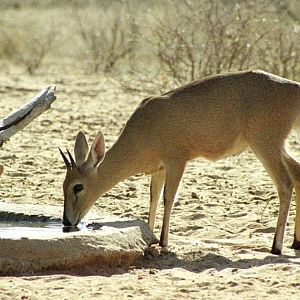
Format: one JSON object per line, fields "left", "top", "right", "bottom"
{"left": 0, "top": 0, "right": 299, "bottom": 88}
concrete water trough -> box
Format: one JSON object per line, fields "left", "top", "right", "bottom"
{"left": 0, "top": 202, "right": 156, "bottom": 275}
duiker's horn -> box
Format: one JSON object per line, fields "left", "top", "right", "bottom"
{"left": 67, "top": 149, "right": 76, "bottom": 168}
{"left": 59, "top": 148, "right": 71, "bottom": 169}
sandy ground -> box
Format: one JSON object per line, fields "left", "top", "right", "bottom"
{"left": 1, "top": 71, "right": 300, "bottom": 299}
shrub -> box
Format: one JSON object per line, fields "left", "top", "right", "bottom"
{"left": 73, "top": 3, "right": 138, "bottom": 74}
{"left": 0, "top": 13, "right": 58, "bottom": 74}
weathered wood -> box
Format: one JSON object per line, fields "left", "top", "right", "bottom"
{"left": 0, "top": 85, "right": 56, "bottom": 147}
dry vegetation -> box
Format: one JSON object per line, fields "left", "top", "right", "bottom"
{"left": 0, "top": 0, "right": 299, "bottom": 90}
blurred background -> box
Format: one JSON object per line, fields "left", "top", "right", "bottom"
{"left": 0, "top": 0, "right": 299, "bottom": 91}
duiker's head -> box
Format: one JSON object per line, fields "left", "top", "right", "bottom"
{"left": 60, "top": 131, "right": 105, "bottom": 227}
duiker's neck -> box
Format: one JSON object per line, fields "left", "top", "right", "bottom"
{"left": 95, "top": 137, "right": 142, "bottom": 198}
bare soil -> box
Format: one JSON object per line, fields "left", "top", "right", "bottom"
{"left": 0, "top": 72, "right": 300, "bottom": 299}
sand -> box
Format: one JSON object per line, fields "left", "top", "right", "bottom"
{"left": 0, "top": 71, "right": 300, "bottom": 299}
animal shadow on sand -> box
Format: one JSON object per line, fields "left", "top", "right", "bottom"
{"left": 95, "top": 219, "right": 300, "bottom": 274}
{"left": 83, "top": 219, "right": 300, "bottom": 275}
{"left": 137, "top": 246, "right": 300, "bottom": 274}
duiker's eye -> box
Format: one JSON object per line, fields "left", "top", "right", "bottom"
{"left": 73, "top": 184, "right": 84, "bottom": 194}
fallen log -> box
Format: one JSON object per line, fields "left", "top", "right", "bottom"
{"left": 0, "top": 85, "right": 56, "bottom": 147}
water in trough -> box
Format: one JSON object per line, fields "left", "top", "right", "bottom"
{"left": 0, "top": 221, "right": 92, "bottom": 239}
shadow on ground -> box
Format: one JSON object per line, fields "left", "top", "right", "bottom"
{"left": 10, "top": 246, "right": 300, "bottom": 278}
{"left": 137, "top": 246, "right": 300, "bottom": 273}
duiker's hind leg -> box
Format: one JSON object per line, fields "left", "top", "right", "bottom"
{"left": 250, "top": 144, "right": 293, "bottom": 255}
{"left": 282, "top": 153, "right": 300, "bottom": 249}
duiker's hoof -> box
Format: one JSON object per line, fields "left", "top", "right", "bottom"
{"left": 271, "top": 247, "right": 282, "bottom": 255}
{"left": 291, "top": 239, "right": 300, "bottom": 250}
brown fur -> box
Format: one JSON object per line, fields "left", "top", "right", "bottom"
{"left": 61, "top": 70, "right": 300, "bottom": 254}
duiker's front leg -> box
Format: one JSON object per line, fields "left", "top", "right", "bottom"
{"left": 160, "top": 160, "right": 185, "bottom": 248}
{"left": 148, "top": 170, "right": 165, "bottom": 232}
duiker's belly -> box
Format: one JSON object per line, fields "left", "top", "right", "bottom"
{"left": 188, "top": 134, "right": 248, "bottom": 161}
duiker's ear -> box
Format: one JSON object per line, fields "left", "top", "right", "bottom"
{"left": 86, "top": 131, "right": 106, "bottom": 168}
{"left": 74, "top": 131, "right": 89, "bottom": 167}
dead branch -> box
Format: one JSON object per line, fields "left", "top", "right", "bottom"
{"left": 0, "top": 85, "right": 56, "bottom": 147}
